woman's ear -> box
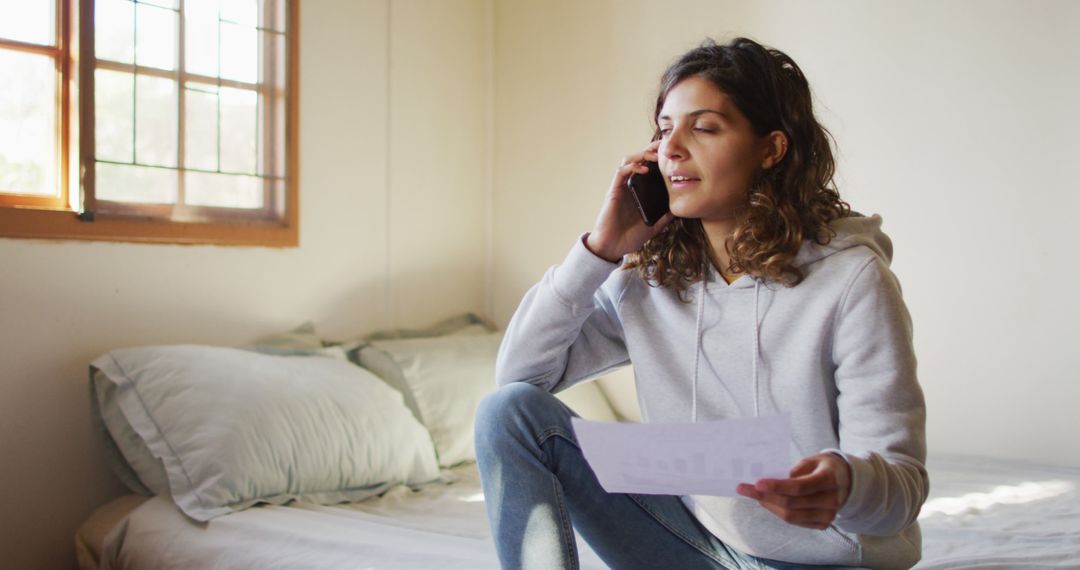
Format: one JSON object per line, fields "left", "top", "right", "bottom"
{"left": 760, "top": 131, "right": 789, "bottom": 170}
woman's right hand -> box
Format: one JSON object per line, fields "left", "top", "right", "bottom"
{"left": 585, "top": 140, "right": 676, "bottom": 262}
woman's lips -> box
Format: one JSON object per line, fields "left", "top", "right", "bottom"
{"left": 670, "top": 176, "right": 701, "bottom": 190}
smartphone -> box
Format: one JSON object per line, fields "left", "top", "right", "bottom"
{"left": 626, "top": 160, "right": 670, "bottom": 226}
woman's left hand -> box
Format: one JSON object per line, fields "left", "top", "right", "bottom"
{"left": 735, "top": 452, "right": 852, "bottom": 530}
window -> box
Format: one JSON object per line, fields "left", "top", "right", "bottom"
{"left": 0, "top": 0, "right": 297, "bottom": 246}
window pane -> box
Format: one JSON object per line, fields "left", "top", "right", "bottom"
{"left": 220, "top": 21, "right": 256, "bottom": 83}
{"left": 0, "top": 50, "right": 56, "bottom": 196}
{"left": 135, "top": 3, "right": 176, "bottom": 70}
{"left": 220, "top": 0, "right": 256, "bottom": 27}
{"left": 96, "top": 0, "right": 134, "bottom": 64}
{"left": 220, "top": 87, "right": 255, "bottom": 173}
{"left": 184, "top": 82, "right": 217, "bottom": 171}
{"left": 184, "top": 2, "right": 218, "bottom": 77}
{"left": 138, "top": 0, "right": 178, "bottom": 8}
{"left": 0, "top": 0, "right": 55, "bottom": 46}
{"left": 96, "top": 161, "right": 177, "bottom": 203}
{"left": 94, "top": 68, "right": 134, "bottom": 163}
{"left": 135, "top": 74, "right": 177, "bottom": 166}
{"left": 186, "top": 170, "right": 261, "bottom": 208}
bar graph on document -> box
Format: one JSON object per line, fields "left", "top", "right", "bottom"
{"left": 570, "top": 414, "right": 793, "bottom": 496}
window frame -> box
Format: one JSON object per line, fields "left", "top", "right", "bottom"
{"left": 0, "top": 0, "right": 299, "bottom": 247}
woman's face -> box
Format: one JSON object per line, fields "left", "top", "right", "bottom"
{"left": 656, "top": 75, "right": 772, "bottom": 222}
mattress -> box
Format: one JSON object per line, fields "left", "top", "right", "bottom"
{"left": 86, "top": 462, "right": 609, "bottom": 570}
{"left": 915, "top": 454, "right": 1080, "bottom": 569}
{"left": 79, "top": 453, "right": 1080, "bottom": 569}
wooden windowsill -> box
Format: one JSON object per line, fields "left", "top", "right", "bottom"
{"left": 0, "top": 206, "right": 299, "bottom": 247}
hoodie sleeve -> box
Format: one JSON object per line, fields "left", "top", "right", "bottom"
{"left": 823, "top": 255, "right": 929, "bottom": 537}
{"left": 495, "top": 234, "right": 631, "bottom": 393}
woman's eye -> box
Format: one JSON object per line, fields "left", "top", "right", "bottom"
{"left": 693, "top": 126, "right": 717, "bottom": 134}
{"left": 659, "top": 128, "right": 672, "bottom": 137}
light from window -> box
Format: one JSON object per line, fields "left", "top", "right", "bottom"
{"left": 90, "top": 0, "right": 288, "bottom": 219}
{"left": 0, "top": 0, "right": 61, "bottom": 198}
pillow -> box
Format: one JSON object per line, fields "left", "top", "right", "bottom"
{"left": 91, "top": 370, "right": 169, "bottom": 496}
{"left": 90, "top": 345, "right": 441, "bottom": 521}
{"left": 357, "top": 333, "right": 502, "bottom": 467}
{"left": 553, "top": 380, "right": 619, "bottom": 424}
{"left": 594, "top": 365, "right": 642, "bottom": 422}
{"left": 243, "top": 321, "right": 348, "bottom": 359}
{"left": 357, "top": 332, "right": 620, "bottom": 467}
{"left": 361, "top": 312, "right": 496, "bottom": 341}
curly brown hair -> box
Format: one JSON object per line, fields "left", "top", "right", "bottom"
{"left": 624, "top": 37, "right": 850, "bottom": 295}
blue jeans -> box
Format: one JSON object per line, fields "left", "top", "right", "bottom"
{"left": 474, "top": 382, "right": 854, "bottom": 570}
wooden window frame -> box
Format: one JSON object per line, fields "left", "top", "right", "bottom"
{"left": 0, "top": 0, "right": 299, "bottom": 247}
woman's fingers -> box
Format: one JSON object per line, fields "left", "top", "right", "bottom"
{"left": 733, "top": 452, "right": 853, "bottom": 531}
{"left": 612, "top": 162, "right": 650, "bottom": 192}
{"left": 749, "top": 490, "right": 840, "bottom": 529}
{"left": 737, "top": 484, "right": 841, "bottom": 510}
{"left": 589, "top": 143, "right": 670, "bottom": 261}
{"left": 620, "top": 142, "right": 662, "bottom": 167}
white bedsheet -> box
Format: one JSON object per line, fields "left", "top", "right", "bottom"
{"left": 99, "top": 454, "right": 1080, "bottom": 569}
{"left": 101, "top": 463, "right": 608, "bottom": 570}
{"left": 915, "top": 454, "right": 1080, "bottom": 569}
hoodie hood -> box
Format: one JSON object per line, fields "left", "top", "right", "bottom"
{"left": 690, "top": 212, "right": 894, "bottom": 423}
{"left": 793, "top": 211, "right": 892, "bottom": 268}
{"left": 715, "top": 212, "right": 892, "bottom": 292}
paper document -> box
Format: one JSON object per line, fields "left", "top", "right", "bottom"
{"left": 570, "top": 414, "right": 793, "bottom": 496}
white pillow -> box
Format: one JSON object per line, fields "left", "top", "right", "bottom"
{"left": 553, "top": 380, "right": 618, "bottom": 423}
{"left": 90, "top": 345, "right": 441, "bottom": 522}
{"left": 358, "top": 332, "right": 619, "bottom": 467}
{"left": 594, "top": 365, "right": 642, "bottom": 422}
{"left": 358, "top": 334, "right": 502, "bottom": 467}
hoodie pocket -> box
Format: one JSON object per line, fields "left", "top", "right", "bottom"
{"left": 764, "top": 524, "right": 861, "bottom": 566}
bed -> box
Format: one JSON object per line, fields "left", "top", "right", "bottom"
{"left": 77, "top": 316, "right": 1080, "bottom": 569}
{"left": 78, "top": 452, "right": 1080, "bottom": 569}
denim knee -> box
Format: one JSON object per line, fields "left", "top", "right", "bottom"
{"left": 475, "top": 382, "right": 567, "bottom": 446}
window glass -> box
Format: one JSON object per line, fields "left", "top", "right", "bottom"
{"left": 96, "top": 0, "right": 134, "bottom": 64}
{"left": 0, "top": 0, "right": 55, "bottom": 46}
{"left": 96, "top": 161, "right": 177, "bottom": 204}
{"left": 0, "top": 50, "right": 57, "bottom": 196}
{"left": 134, "top": 74, "right": 178, "bottom": 167}
{"left": 94, "top": 68, "right": 135, "bottom": 163}
{"left": 186, "top": 170, "right": 261, "bottom": 208}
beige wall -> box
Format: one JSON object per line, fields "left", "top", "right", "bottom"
{"left": 492, "top": 0, "right": 1080, "bottom": 467}
{"left": 0, "top": 0, "right": 491, "bottom": 567}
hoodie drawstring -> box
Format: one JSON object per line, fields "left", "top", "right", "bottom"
{"left": 690, "top": 274, "right": 763, "bottom": 423}
{"left": 691, "top": 278, "right": 706, "bottom": 423}
{"left": 752, "top": 280, "right": 761, "bottom": 418}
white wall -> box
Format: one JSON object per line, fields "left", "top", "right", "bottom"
{"left": 0, "top": 1, "right": 491, "bottom": 567}
{"left": 492, "top": 0, "right": 1080, "bottom": 467}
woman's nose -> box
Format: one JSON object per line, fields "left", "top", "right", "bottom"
{"left": 660, "top": 131, "right": 687, "bottom": 161}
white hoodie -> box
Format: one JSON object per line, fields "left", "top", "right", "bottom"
{"left": 495, "top": 213, "right": 928, "bottom": 569}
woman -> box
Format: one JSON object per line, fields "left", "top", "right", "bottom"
{"left": 475, "top": 37, "right": 927, "bottom": 570}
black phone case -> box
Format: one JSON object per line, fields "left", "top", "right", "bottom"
{"left": 627, "top": 161, "right": 670, "bottom": 226}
